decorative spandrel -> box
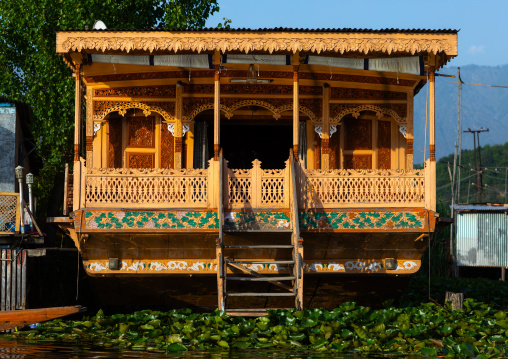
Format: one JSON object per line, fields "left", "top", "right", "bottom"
{"left": 377, "top": 120, "right": 392, "bottom": 170}
{"left": 128, "top": 116, "right": 154, "bottom": 148}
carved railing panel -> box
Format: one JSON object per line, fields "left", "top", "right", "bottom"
{"left": 85, "top": 168, "right": 208, "bottom": 208}
{"left": 225, "top": 159, "right": 290, "bottom": 209}
{"left": 300, "top": 168, "right": 425, "bottom": 208}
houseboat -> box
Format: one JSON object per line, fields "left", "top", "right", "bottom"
{"left": 50, "top": 27, "right": 457, "bottom": 313}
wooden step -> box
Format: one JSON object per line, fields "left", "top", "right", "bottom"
{"left": 227, "top": 292, "right": 296, "bottom": 297}
{"left": 227, "top": 276, "right": 296, "bottom": 281}
{"left": 224, "top": 245, "right": 293, "bottom": 249}
{"left": 226, "top": 260, "right": 294, "bottom": 265}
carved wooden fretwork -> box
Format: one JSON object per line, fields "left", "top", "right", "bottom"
{"left": 94, "top": 85, "right": 176, "bottom": 98}
{"left": 330, "top": 87, "right": 407, "bottom": 100}
{"left": 161, "top": 124, "right": 174, "bottom": 169}
{"left": 85, "top": 167, "right": 208, "bottom": 208}
{"left": 377, "top": 120, "right": 392, "bottom": 170}
{"left": 300, "top": 72, "right": 416, "bottom": 87}
{"left": 300, "top": 168, "right": 426, "bottom": 208}
{"left": 128, "top": 153, "right": 154, "bottom": 169}
{"left": 108, "top": 120, "right": 122, "bottom": 168}
{"left": 184, "top": 98, "right": 319, "bottom": 123}
{"left": 128, "top": 117, "right": 154, "bottom": 147}
{"left": 94, "top": 101, "right": 176, "bottom": 123}
{"left": 60, "top": 34, "right": 457, "bottom": 56}
{"left": 183, "top": 84, "right": 323, "bottom": 96}
{"left": 331, "top": 104, "right": 406, "bottom": 125}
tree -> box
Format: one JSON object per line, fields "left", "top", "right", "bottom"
{"left": 0, "top": 0, "right": 220, "bottom": 237}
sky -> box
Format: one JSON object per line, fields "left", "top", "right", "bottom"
{"left": 206, "top": 0, "right": 507, "bottom": 67}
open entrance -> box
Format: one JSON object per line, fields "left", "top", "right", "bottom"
{"left": 221, "top": 120, "right": 292, "bottom": 169}
{"left": 193, "top": 109, "right": 295, "bottom": 169}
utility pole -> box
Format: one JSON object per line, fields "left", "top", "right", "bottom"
{"left": 463, "top": 128, "right": 489, "bottom": 203}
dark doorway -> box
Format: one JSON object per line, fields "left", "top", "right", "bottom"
{"left": 221, "top": 120, "right": 292, "bottom": 169}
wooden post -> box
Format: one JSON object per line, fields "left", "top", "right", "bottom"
{"left": 71, "top": 53, "right": 83, "bottom": 162}
{"left": 214, "top": 65, "right": 220, "bottom": 160}
{"left": 186, "top": 123, "right": 194, "bottom": 169}
{"left": 406, "top": 90, "right": 414, "bottom": 169}
{"left": 322, "top": 84, "right": 330, "bottom": 169}
{"left": 445, "top": 291, "right": 464, "bottom": 310}
{"left": 85, "top": 86, "right": 93, "bottom": 167}
{"left": 293, "top": 64, "right": 299, "bottom": 157}
{"left": 429, "top": 65, "right": 437, "bottom": 211}
{"left": 252, "top": 159, "right": 262, "bottom": 208}
{"left": 174, "top": 82, "right": 183, "bottom": 169}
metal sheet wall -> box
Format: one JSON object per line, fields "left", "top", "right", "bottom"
{"left": 0, "top": 249, "right": 26, "bottom": 310}
{"left": 456, "top": 211, "right": 508, "bottom": 267}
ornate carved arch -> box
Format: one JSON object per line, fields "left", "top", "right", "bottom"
{"left": 331, "top": 104, "right": 405, "bottom": 125}
{"left": 183, "top": 102, "right": 230, "bottom": 123}
{"left": 94, "top": 102, "right": 177, "bottom": 123}
{"left": 225, "top": 99, "right": 281, "bottom": 120}
{"left": 276, "top": 104, "right": 319, "bottom": 123}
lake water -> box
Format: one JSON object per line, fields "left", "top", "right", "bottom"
{"left": 0, "top": 340, "right": 364, "bottom": 359}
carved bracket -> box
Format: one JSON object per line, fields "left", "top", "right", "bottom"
{"left": 314, "top": 125, "right": 337, "bottom": 138}
{"left": 167, "top": 123, "right": 190, "bottom": 137}
{"left": 93, "top": 122, "right": 101, "bottom": 136}
{"left": 399, "top": 125, "right": 407, "bottom": 138}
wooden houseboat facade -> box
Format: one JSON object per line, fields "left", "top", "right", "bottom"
{"left": 51, "top": 28, "right": 457, "bottom": 313}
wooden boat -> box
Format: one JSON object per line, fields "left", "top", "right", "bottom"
{"left": 0, "top": 306, "right": 86, "bottom": 331}
{"left": 49, "top": 27, "right": 457, "bottom": 313}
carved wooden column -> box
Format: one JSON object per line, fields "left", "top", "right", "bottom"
{"left": 174, "top": 82, "right": 183, "bottom": 169}
{"left": 321, "top": 84, "right": 330, "bottom": 169}
{"left": 214, "top": 65, "right": 220, "bottom": 160}
{"left": 85, "top": 86, "right": 93, "bottom": 167}
{"left": 71, "top": 53, "right": 82, "bottom": 162}
{"left": 429, "top": 65, "right": 436, "bottom": 211}
{"left": 406, "top": 90, "right": 414, "bottom": 169}
{"left": 292, "top": 65, "right": 299, "bottom": 157}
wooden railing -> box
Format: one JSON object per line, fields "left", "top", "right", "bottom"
{"left": 224, "top": 159, "right": 290, "bottom": 209}
{"left": 84, "top": 166, "right": 211, "bottom": 209}
{"left": 73, "top": 156, "right": 429, "bottom": 211}
{"left": 298, "top": 166, "right": 426, "bottom": 208}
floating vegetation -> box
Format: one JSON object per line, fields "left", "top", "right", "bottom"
{"left": 7, "top": 298, "right": 508, "bottom": 357}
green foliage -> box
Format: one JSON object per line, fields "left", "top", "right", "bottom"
{"left": 0, "top": 0, "right": 220, "bottom": 230}
{"left": 10, "top": 292, "right": 508, "bottom": 357}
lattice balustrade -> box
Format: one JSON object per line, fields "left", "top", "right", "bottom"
{"left": 300, "top": 168, "right": 425, "bottom": 208}
{"left": 225, "top": 160, "right": 290, "bottom": 209}
{"left": 85, "top": 168, "right": 208, "bottom": 208}
{"left": 0, "top": 193, "right": 19, "bottom": 233}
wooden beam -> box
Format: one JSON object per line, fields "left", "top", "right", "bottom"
{"left": 322, "top": 84, "right": 330, "bottom": 169}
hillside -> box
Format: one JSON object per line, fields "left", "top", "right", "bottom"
{"left": 413, "top": 64, "right": 508, "bottom": 163}
{"left": 436, "top": 142, "right": 508, "bottom": 205}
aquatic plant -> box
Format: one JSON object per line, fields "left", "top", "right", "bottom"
{"left": 8, "top": 298, "right": 508, "bottom": 357}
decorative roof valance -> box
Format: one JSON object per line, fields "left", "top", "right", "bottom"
{"left": 56, "top": 30, "right": 458, "bottom": 58}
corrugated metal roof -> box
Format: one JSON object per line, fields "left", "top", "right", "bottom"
{"left": 56, "top": 27, "right": 459, "bottom": 34}
{"left": 454, "top": 204, "right": 508, "bottom": 212}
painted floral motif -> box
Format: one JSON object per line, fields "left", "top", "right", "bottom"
{"left": 299, "top": 211, "right": 426, "bottom": 231}
{"left": 85, "top": 260, "right": 418, "bottom": 273}
{"left": 83, "top": 210, "right": 219, "bottom": 230}
{"left": 395, "top": 261, "right": 418, "bottom": 271}
{"left": 224, "top": 211, "right": 291, "bottom": 231}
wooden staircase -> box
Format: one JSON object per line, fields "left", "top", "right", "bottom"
{"left": 216, "top": 151, "right": 303, "bottom": 315}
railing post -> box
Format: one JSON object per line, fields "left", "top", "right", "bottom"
{"left": 73, "top": 160, "right": 81, "bottom": 211}
{"left": 80, "top": 158, "right": 86, "bottom": 209}
{"left": 252, "top": 159, "right": 262, "bottom": 208}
